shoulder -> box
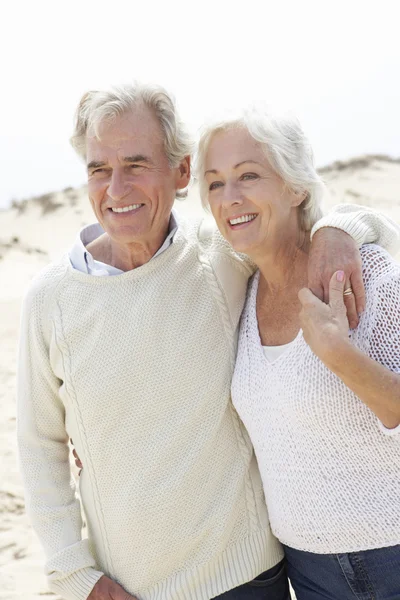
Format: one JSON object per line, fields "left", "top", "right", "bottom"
{"left": 196, "top": 216, "right": 255, "bottom": 275}
{"left": 22, "top": 257, "right": 70, "bottom": 316}
{"left": 360, "top": 244, "right": 400, "bottom": 289}
{"left": 178, "top": 216, "right": 254, "bottom": 330}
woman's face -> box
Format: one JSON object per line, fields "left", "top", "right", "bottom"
{"left": 204, "top": 127, "right": 302, "bottom": 256}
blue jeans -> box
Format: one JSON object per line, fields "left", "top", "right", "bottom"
{"left": 284, "top": 544, "right": 400, "bottom": 600}
{"left": 213, "top": 560, "right": 291, "bottom": 599}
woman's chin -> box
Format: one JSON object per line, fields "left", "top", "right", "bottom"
{"left": 228, "top": 237, "right": 256, "bottom": 255}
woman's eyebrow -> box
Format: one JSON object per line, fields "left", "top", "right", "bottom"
{"left": 205, "top": 160, "right": 262, "bottom": 176}
{"left": 233, "top": 160, "right": 263, "bottom": 169}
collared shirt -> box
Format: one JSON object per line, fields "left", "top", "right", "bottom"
{"left": 69, "top": 210, "right": 179, "bottom": 276}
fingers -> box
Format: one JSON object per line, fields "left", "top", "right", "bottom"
{"left": 329, "top": 271, "right": 345, "bottom": 308}
{"left": 72, "top": 448, "right": 83, "bottom": 470}
{"left": 307, "top": 280, "right": 324, "bottom": 302}
{"left": 298, "top": 287, "right": 319, "bottom": 307}
{"left": 350, "top": 269, "right": 366, "bottom": 315}
{"left": 87, "top": 575, "right": 139, "bottom": 600}
{"left": 343, "top": 278, "right": 358, "bottom": 329}
{"left": 114, "top": 584, "right": 139, "bottom": 600}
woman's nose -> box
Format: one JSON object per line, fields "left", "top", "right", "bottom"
{"left": 221, "top": 180, "right": 243, "bottom": 208}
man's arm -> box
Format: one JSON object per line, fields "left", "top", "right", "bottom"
{"left": 311, "top": 204, "right": 400, "bottom": 256}
{"left": 17, "top": 277, "right": 104, "bottom": 600}
{"left": 308, "top": 204, "right": 400, "bottom": 329}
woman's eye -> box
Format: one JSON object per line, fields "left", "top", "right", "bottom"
{"left": 209, "top": 181, "right": 223, "bottom": 191}
{"left": 241, "top": 173, "right": 258, "bottom": 181}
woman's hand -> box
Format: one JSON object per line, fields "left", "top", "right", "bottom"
{"left": 299, "top": 269, "right": 400, "bottom": 429}
{"left": 298, "top": 270, "right": 351, "bottom": 366}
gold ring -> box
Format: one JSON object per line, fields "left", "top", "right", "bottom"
{"left": 343, "top": 287, "right": 353, "bottom": 296}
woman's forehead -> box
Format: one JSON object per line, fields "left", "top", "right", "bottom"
{"left": 205, "top": 128, "right": 267, "bottom": 171}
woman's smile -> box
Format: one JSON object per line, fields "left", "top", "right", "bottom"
{"left": 227, "top": 213, "right": 259, "bottom": 229}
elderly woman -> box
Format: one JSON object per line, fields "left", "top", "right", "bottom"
{"left": 197, "top": 110, "right": 400, "bottom": 599}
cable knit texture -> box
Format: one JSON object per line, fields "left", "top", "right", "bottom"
{"left": 17, "top": 217, "right": 282, "bottom": 600}
{"left": 232, "top": 244, "right": 400, "bottom": 555}
{"left": 17, "top": 207, "right": 400, "bottom": 599}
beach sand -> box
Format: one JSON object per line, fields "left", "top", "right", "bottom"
{"left": 1, "top": 156, "right": 399, "bottom": 599}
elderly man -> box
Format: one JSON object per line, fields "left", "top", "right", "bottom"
{"left": 17, "top": 83, "right": 400, "bottom": 600}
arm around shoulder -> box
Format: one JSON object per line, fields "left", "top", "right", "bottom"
{"left": 311, "top": 204, "right": 400, "bottom": 254}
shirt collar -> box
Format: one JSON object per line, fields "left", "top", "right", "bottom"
{"left": 69, "top": 209, "right": 179, "bottom": 274}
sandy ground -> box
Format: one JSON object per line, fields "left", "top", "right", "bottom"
{"left": 1, "top": 156, "right": 399, "bottom": 599}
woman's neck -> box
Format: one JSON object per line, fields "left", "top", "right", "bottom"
{"left": 253, "top": 229, "right": 310, "bottom": 294}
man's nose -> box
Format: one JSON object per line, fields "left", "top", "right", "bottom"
{"left": 107, "top": 170, "right": 129, "bottom": 201}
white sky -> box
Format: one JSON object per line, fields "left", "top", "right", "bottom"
{"left": 1, "top": 0, "right": 399, "bottom": 208}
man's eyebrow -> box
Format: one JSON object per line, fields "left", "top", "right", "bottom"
{"left": 123, "top": 155, "right": 153, "bottom": 164}
{"left": 204, "top": 160, "right": 262, "bottom": 176}
{"left": 87, "top": 160, "right": 107, "bottom": 170}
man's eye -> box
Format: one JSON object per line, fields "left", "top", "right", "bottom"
{"left": 129, "top": 164, "right": 144, "bottom": 170}
{"left": 209, "top": 181, "right": 223, "bottom": 191}
{"left": 241, "top": 173, "right": 258, "bottom": 181}
{"left": 92, "top": 168, "right": 106, "bottom": 175}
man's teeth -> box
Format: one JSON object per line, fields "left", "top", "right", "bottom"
{"left": 111, "top": 204, "right": 142, "bottom": 213}
{"left": 230, "top": 214, "right": 257, "bottom": 226}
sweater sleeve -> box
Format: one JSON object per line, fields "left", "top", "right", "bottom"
{"left": 17, "top": 274, "right": 104, "bottom": 600}
{"left": 359, "top": 245, "right": 400, "bottom": 435}
{"left": 311, "top": 204, "right": 400, "bottom": 255}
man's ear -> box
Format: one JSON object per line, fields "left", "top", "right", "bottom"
{"left": 176, "top": 156, "right": 191, "bottom": 190}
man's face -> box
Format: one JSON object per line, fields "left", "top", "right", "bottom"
{"left": 86, "top": 106, "right": 184, "bottom": 246}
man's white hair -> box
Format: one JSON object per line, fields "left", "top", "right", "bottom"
{"left": 195, "top": 107, "right": 325, "bottom": 230}
{"left": 70, "top": 82, "right": 194, "bottom": 197}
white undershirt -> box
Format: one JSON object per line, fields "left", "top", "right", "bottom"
{"left": 262, "top": 342, "right": 295, "bottom": 363}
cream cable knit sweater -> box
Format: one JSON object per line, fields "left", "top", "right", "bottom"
{"left": 17, "top": 206, "right": 400, "bottom": 600}
{"left": 232, "top": 244, "right": 400, "bottom": 554}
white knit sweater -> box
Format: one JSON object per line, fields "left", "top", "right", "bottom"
{"left": 232, "top": 244, "right": 400, "bottom": 554}
{"left": 17, "top": 206, "right": 400, "bottom": 600}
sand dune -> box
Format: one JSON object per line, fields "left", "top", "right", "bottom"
{"left": 1, "top": 155, "right": 399, "bottom": 599}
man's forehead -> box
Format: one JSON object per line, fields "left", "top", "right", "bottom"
{"left": 96, "top": 106, "right": 162, "bottom": 140}
{"left": 86, "top": 110, "right": 164, "bottom": 162}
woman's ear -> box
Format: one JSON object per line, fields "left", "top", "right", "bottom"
{"left": 292, "top": 189, "right": 308, "bottom": 208}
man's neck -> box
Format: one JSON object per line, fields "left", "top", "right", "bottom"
{"left": 87, "top": 229, "right": 169, "bottom": 271}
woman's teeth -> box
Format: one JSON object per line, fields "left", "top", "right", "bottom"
{"left": 111, "top": 204, "right": 142, "bottom": 213}
{"left": 229, "top": 214, "right": 257, "bottom": 225}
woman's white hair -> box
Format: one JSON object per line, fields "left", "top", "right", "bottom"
{"left": 195, "top": 107, "right": 325, "bottom": 230}
{"left": 70, "top": 82, "right": 194, "bottom": 197}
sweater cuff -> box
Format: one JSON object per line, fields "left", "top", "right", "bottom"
{"left": 49, "top": 567, "right": 104, "bottom": 600}
{"left": 311, "top": 214, "right": 374, "bottom": 248}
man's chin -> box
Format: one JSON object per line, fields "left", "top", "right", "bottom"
{"left": 106, "top": 224, "right": 148, "bottom": 246}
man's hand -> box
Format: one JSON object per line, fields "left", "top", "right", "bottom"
{"left": 308, "top": 228, "right": 366, "bottom": 329}
{"left": 70, "top": 439, "right": 83, "bottom": 474}
{"left": 88, "top": 575, "right": 139, "bottom": 600}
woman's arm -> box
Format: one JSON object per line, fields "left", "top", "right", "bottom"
{"left": 322, "top": 338, "right": 400, "bottom": 430}
{"left": 299, "top": 265, "right": 400, "bottom": 431}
